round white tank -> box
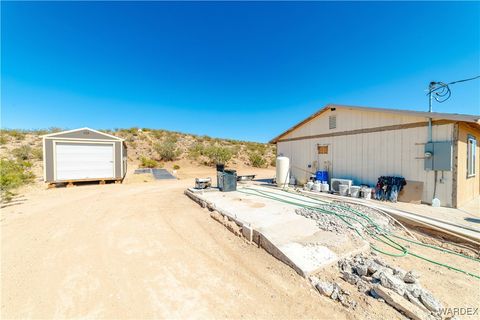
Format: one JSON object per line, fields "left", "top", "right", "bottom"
{"left": 276, "top": 156, "right": 290, "bottom": 188}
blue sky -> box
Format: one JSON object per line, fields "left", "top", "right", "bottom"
{"left": 2, "top": 1, "right": 479, "bottom": 142}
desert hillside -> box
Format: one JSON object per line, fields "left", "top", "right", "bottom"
{"left": 0, "top": 128, "right": 276, "bottom": 200}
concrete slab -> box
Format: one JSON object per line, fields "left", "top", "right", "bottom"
{"left": 185, "top": 185, "right": 369, "bottom": 277}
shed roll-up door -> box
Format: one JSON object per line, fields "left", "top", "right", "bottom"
{"left": 55, "top": 143, "right": 114, "bottom": 180}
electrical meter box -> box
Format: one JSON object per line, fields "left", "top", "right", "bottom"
{"left": 424, "top": 141, "right": 452, "bottom": 171}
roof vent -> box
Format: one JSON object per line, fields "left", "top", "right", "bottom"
{"left": 329, "top": 115, "right": 337, "bottom": 129}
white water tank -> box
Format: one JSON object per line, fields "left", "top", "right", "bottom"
{"left": 276, "top": 156, "right": 290, "bottom": 188}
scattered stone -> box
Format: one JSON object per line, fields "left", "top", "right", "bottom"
{"left": 404, "top": 270, "right": 420, "bottom": 283}
{"left": 372, "top": 285, "right": 432, "bottom": 320}
{"left": 372, "top": 267, "right": 393, "bottom": 280}
{"left": 342, "top": 271, "right": 360, "bottom": 285}
{"left": 379, "top": 272, "right": 406, "bottom": 296}
{"left": 309, "top": 275, "right": 319, "bottom": 286}
{"left": 393, "top": 267, "right": 407, "bottom": 280}
{"left": 315, "top": 281, "right": 334, "bottom": 297}
{"left": 405, "top": 291, "right": 430, "bottom": 313}
{"left": 366, "top": 260, "right": 382, "bottom": 274}
{"left": 355, "top": 264, "right": 368, "bottom": 277}
{"left": 405, "top": 283, "right": 422, "bottom": 298}
{"left": 419, "top": 289, "right": 443, "bottom": 314}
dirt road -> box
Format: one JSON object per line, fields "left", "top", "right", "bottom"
{"left": 1, "top": 168, "right": 350, "bottom": 319}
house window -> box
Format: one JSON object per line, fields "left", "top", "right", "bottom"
{"left": 317, "top": 145, "right": 328, "bottom": 154}
{"left": 329, "top": 116, "right": 336, "bottom": 129}
{"left": 467, "top": 135, "right": 476, "bottom": 177}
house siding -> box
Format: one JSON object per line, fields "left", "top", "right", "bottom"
{"left": 277, "top": 108, "right": 455, "bottom": 206}
{"left": 455, "top": 123, "right": 480, "bottom": 207}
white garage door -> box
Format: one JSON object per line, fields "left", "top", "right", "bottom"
{"left": 56, "top": 143, "right": 114, "bottom": 181}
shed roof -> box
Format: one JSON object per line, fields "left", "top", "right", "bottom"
{"left": 42, "top": 127, "right": 124, "bottom": 141}
{"left": 270, "top": 104, "right": 480, "bottom": 143}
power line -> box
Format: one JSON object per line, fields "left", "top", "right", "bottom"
{"left": 427, "top": 75, "right": 480, "bottom": 104}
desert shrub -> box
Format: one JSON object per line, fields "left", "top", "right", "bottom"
{"left": 140, "top": 157, "right": 158, "bottom": 168}
{"left": 7, "top": 130, "right": 26, "bottom": 140}
{"left": 173, "top": 164, "right": 180, "bottom": 170}
{"left": 270, "top": 158, "right": 276, "bottom": 167}
{"left": 31, "top": 147, "right": 43, "bottom": 160}
{"left": 249, "top": 153, "right": 266, "bottom": 168}
{"left": 0, "top": 134, "right": 8, "bottom": 145}
{"left": 154, "top": 141, "right": 179, "bottom": 161}
{"left": 0, "top": 159, "right": 35, "bottom": 201}
{"left": 188, "top": 144, "right": 205, "bottom": 160}
{"left": 48, "top": 127, "right": 62, "bottom": 133}
{"left": 12, "top": 145, "right": 32, "bottom": 161}
{"left": 203, "top": 145, "right": 233, "bottom": 165}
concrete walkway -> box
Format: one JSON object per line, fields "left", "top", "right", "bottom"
{"left": 185, "top": 185, "right": 369, "bottom": 277}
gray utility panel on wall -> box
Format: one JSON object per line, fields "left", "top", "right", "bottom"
{"left": 424, "top": 141, "right": 453, "bottom": 171}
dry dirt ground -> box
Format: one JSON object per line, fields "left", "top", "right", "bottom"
{"left": 2, "top": 163, "right": 479, "bottom": 319}
{"left": 1, "top": 165, "right": 351, "bottom": 319}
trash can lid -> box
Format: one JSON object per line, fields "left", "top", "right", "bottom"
{"left": 224, "top": 169, "right": 237, "bottom": 174}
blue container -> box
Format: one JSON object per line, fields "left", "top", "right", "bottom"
{"left": 315, "top": 171, "right": 329, "bottom": 183}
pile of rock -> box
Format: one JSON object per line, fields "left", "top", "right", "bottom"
{"left": 295, "top": 201, "right": 394, "bottom": 236}
{"left": 338, "top": 254, "right": 443, "bottom": 319}
{"left": 309, "top": 276, "right": 357, "bottom": 309}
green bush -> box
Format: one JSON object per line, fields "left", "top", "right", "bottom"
{"left": 140, "top": 157, "right": 158, "bottom": 168}
{"left": 0, "top": 159, "right": 35, "bottom": 201}
{"left": 249, "top": 153, "right": 266, "bottom": 168}
{"left": 12, "top": 145, "right": 32, "bottom": 161}
{"left": 188, "top": 144, "right": 205, "bottom": 160}
{"left": 203, "top": 145, "right": 233, "bottom": 165}
{"left": 154, "top": 141, "right": 179, "bottom": 161}
{"left": 31, "top": 147, "right": 43, "bottom": 160}
{"left": 173, "top": 164, "right": 180, "bottom": 170}
{"left": 0, "top": 134, "right": 8, "bottom": 145}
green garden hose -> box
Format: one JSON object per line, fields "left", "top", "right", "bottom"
{"left": 237, "top": 187, "right": 480, "bottom": 279}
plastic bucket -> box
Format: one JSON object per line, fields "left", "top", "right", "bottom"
{"left": 350, "top": 186, "right": 361, "bottom": 198}
{"left": 339, "top": 184, "right": 349, "bottom": 196}
{"left": 315, "top": 171, "right": 329, "bottom": 182}
{"left": 321, "top": 183, "right": 329, "bottom": 192}
{"left": 312, "top": 182, "right": 321, "bottom": 192}
{"left": 362, "top": 188, "right": 372, "bottom": 199}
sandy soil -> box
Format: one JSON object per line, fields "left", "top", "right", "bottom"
{"left": 2, "top": 163, "right": 479, "bottom": 319}
{"left": 1, "top": 164, "right": 351, "bottom": 319}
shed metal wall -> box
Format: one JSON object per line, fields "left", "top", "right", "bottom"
{"left": 277, "top": 108, "right": 454, "bottom": 206}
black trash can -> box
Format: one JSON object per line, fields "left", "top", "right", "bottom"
{"left": 220, "top": 169, "right": 237, "bottom": 192}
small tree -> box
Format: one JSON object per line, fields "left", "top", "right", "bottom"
{"left": 203, "top": 145, "right": 233, "bottom": 165}
{"left": 249, "top": 153, "right": 266, "bottom": 168}
{"left": 154, "top": 141, "right": 179, "bottom": 161}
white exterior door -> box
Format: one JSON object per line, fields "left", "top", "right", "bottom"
{"left": 55, "top": 143, "right": 114, "bottom": 180}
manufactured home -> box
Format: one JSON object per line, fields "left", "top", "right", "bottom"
{"left": 270, "top": 104, "right": 480, "bottom": 208}
{"left": 43, "top": 128, "right": 127, "bottom": 184}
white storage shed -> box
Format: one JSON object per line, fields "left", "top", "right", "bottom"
{"left": 43, "top": 128, "right": 127, "bottom": 184}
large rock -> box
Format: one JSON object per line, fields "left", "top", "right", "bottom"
{"left": 379, "top": 272, "right": 406, "bottom": 296}
{"left": 316, "top": 281, "right": 334, "bottom": 297}
{"left": 342, "top": 271, "right": 360, "bottom": 285}
{"left": 404, "top": 270, "right": 420, "bottom": 284}
{"left": 405, "top": 283, "right": 422, "bottom": 298}
{"left": 419, "top": 289, "right": 443, "bottom": 313}
{"left": 355, "top": 264, "right": 369, "bottom": 277}
{"left": 372, "top": 285, "right": 433, "bottom": 320}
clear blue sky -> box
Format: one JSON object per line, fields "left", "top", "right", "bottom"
{"left": 2, "top": 1, "right": 479, "bottom": 142}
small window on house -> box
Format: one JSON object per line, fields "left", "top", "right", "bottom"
{"left": 317, "top": 145, "right": 328, "bottom": 154}
{"left": 467, "top": 135, "right": 476, "bottom": 177}
{"left": 329, "top": 115, "right": 337, "bottom": 129}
